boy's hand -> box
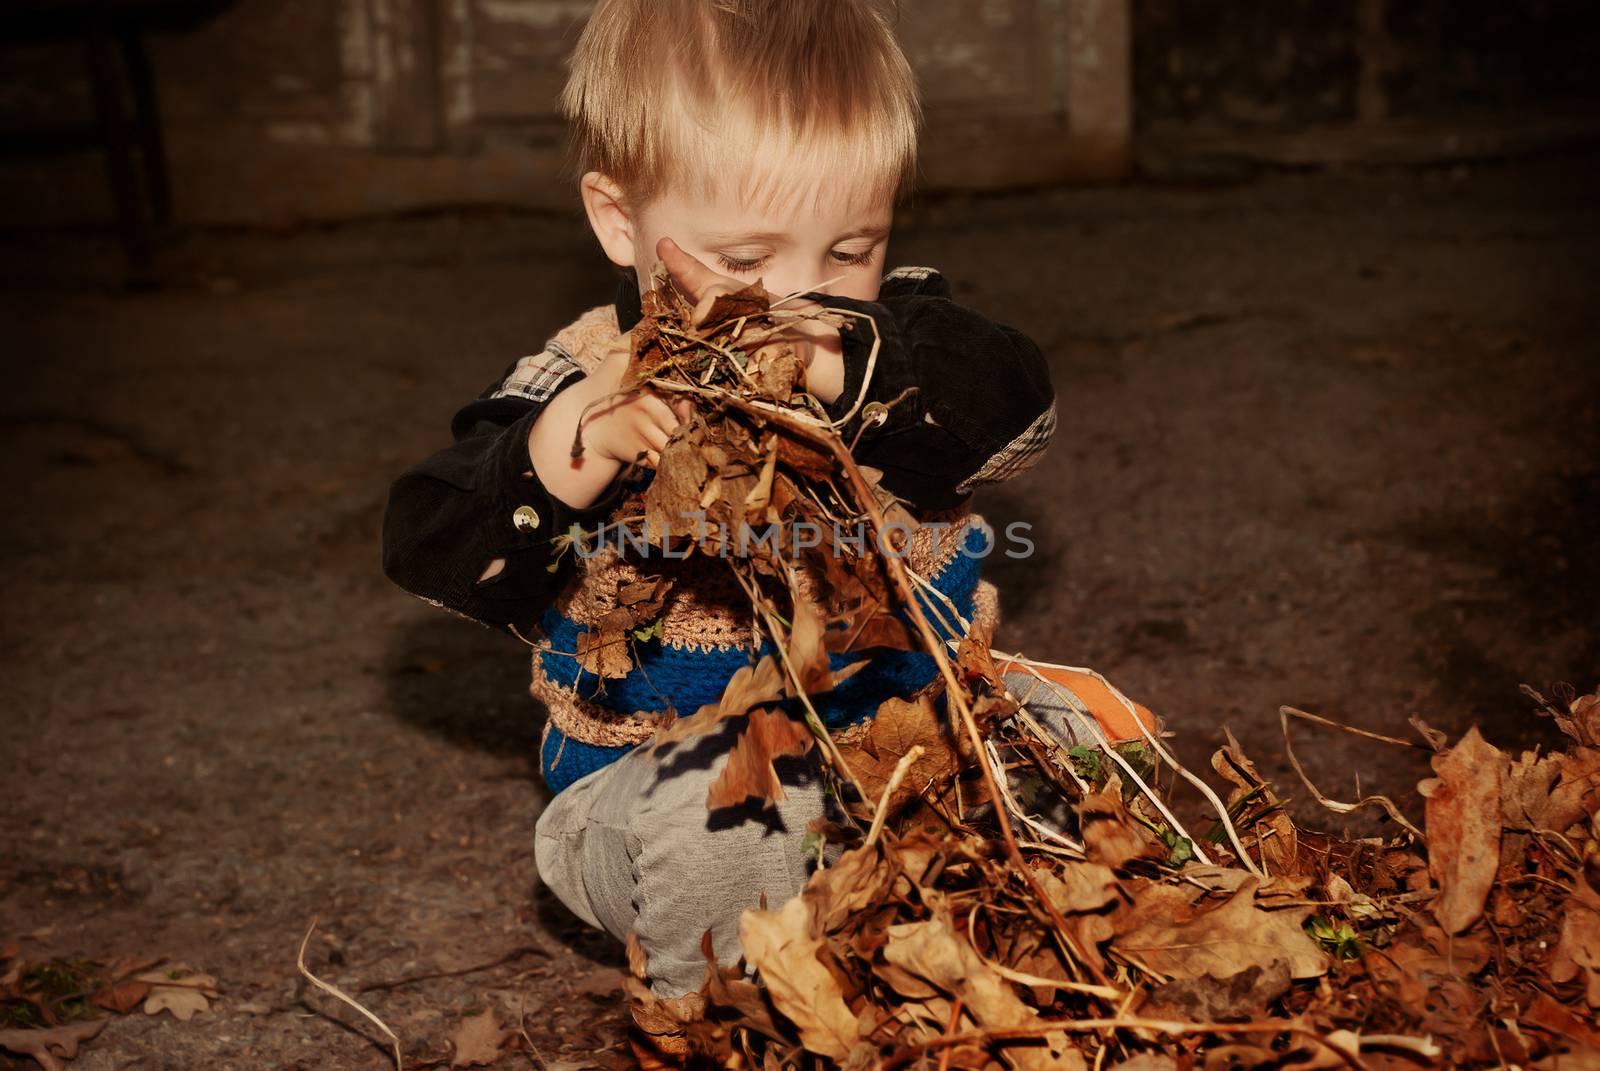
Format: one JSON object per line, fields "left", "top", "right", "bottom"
{"left": 528, "top": 332, "right": 692, "bottom": 519}
{"left": 656, "top": 238, "right": 845, "bottom": 405}
{"left": 576, "top": 340, "right": 695, "bottom": 469}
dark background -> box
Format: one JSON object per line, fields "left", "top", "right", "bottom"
{"left": 1, "top": 2, "right": 1597, "bottom": 1067}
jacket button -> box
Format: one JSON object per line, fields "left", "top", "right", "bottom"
{"left": 513, "top": 505, "right": 541, "bottom": 532}
{"left": 861, "top": 401, "right": 889, "bottom": 427}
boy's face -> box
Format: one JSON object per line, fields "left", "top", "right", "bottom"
{"left": 589, "top": 157, "right": 895, "bottom": 304}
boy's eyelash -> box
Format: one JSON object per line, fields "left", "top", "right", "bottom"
{"left": 714, "top": 248, "right": 878, "bottom": 274}
{"left": 717, "top": 253, "right": 767, "bottom": 273}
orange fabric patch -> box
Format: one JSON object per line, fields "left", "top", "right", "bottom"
{"left": 996, "top": 660, "right": 1159, "bottom": 744}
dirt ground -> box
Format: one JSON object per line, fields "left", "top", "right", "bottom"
{"left": 2, "top": 154, "right": 1596, "bottom": 1069}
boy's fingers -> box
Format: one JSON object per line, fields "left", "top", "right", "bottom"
{"left": 657, "top": 237, "right": 743, "bottom": 324}
{"left": 656, "top": 237, "right": 720, "bottom": 301}
{"left": 640, "top": 392, "right": 684, "bottom": 432}
{"left": 640, "top": 418, "right": 670, "bottom": 455}
{"left": 646, "top": 389, "right": 694, "bottom": 428}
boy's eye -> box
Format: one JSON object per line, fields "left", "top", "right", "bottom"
{"left": 716, "top": 253, "right": 768, "bottom": 274}
{"left": 830, "top": 247, "right": 877, "bottom": 267}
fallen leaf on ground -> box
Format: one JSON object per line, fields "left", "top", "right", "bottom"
{"left": 134, "top": 969, "right": 217, "bottom": 1021}
{"left": 1550, "top": 873, "right": 1600, "bottom": 1008}
{"left": 450, "top": 1007, "right": 514, "bottom": 1068}
{"left": 1144, "top": 961, "right": 1292, "bottom": 1022}
{"left": 1114, "top": 877, "right": 1329, "bottom": 982}
{"left": 91, "top": 978, "right": 151, "bottom": 1014}
{"left": 882, "top": 913, "right": 1085, "bottom": 1071}
{"left": 1419, "top": 726, "right": 1504, "bottom": 934}
{"left": 0, "top": 1019, "right": 106, "bottom": 1071}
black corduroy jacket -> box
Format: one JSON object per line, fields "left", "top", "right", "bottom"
{"left": 380, "top": 266, "right": 1056, "bottom": 635}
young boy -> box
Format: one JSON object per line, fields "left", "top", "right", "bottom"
{"left": 382, "top": 0, "right": 1060, "bottom": 1011}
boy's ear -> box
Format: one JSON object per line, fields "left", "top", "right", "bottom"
{"left": 579, "top": 172, "right": 636, "bottom": 269}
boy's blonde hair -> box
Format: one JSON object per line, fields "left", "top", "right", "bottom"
{"left": 561, "top": 0, "right": 921, "bottom": 214}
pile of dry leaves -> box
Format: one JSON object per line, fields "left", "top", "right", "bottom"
{"left": 0, "top": 949, "right": 217, "bottom": 1070}
{"left": 577, "top": 270, "right": 1600, "bottom": 1070}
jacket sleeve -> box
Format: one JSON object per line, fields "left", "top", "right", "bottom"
{"left": 380, "top": 351, "right": 627, "bottom": 634}
{"left": 808, "top": 272, "right": 1057, "bottom": 513}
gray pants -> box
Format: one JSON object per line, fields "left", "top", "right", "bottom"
{"left": 532, "top": 670, "right": 1090, "bottom": 997}
{"left": 533, "top": 715, "right": 849, "bottom": 998}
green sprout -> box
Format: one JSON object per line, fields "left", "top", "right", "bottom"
{"left": 1306, "top": 915, "right": 1365, "bottom": 960}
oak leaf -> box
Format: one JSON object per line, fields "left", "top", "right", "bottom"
{"left": 1419, "top": 726, "right": 1503, "bottom": 934}
{"left": 1076, "top": 790, "right": 1164, "bottom": 869}
{"left": 449, "top": 1007, "right": 513, "bottom": 1068}
{"left": 134, "top": 969, "right": 217, "bottom": 1022}
{"left": 882, "top": 913, "right": 1085, "bottom": 1071}
{"left": 0, "top": 1020, "right": 106, "bottom": 1071}
{"left": 91, "top": 978, "right": 151, "bottom": 1014}
{"left": 1550, "top": 873, "right": 1600, "bottom": 1007}
{"left": 1144, "top": 961, "right": 1292, "bottom": 1022}
{"left": 841, "top": 694, "right": 960, "bottom": 814}
{"left": 1032, "top": 861, "right": 1119, "bottom": 915}
{"left": 1113, "top": 878, "right": 1328, "bottom": 982}
{"left": 708, "top": 708, "right": 815, "bottom": 809}
{"left": 738, "top": 896, "right": 861, "bottom": 1060}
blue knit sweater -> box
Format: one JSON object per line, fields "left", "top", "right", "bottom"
{"left": 537, "top": 519, "right": 989, "bottom": 794}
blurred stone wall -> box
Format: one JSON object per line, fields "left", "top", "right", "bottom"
{"left": 0, "top": 0, "right": 1593, "bottom": 226}
{"left": 1134, "top": 0, "right": 1600, "bottom": 129}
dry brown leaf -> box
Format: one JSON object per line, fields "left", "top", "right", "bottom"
{"left": 597, "top": 576, "right": 676, "bottom": 633}
{"left": 450, "top": 1007, "right": 514, "bottom": 1068}
{"left": 0, "top": 1020, "right": 106, "bottom": 1071}
{"left": 1547, "top": 748, "right": 1600, "bottom": 833}
{"left": 788, "top": 597, "right": 833, "bottom": 695}
{"left": 91, "top": 978, "right": 151, "bottom": 1014}
{"left": 1144, "top": 961, "right": 1292, "bottom": 1022}
{"left": 743, "top": 437, "right": 780, "bottom": 520}
{"left": 882, "top": 913, "right": 1085, "bottom": 1071}
{"left": 1551, "top": 874, "right": 1600, "bottom": 1007}
{"left": 1033, "top": 862, "right": 1120, "bottom": 916}
{"left": 840, "top": 694, "right": 960, "bottom": 814}
{"left": 750, "top": 346, "right": 805, "bottom": 401}
{"left": 1419, "top": 726, "right": 1504, "bottom": 934}
{"left": 1076, "top": 790, "right": 1164, "bottom": 869}
{"left": 1113, "top": 878, "right": 1328, "bottom": 982}
{"left": 808, "top": 842, "right": 897, "bottom": 934}
{"left": 738, "top": 896, "right": 861, "bottom": 1060}
{"left": 697, "top": 280, "right": 770, "bottom": 329}
{"left": 708, "top": 708, "right": 815, "bottom": 809}
{"left": 1523, "top": 991, "right": 1600, "bottom": 1048}
{"left": 644, "top": 432, "right": 710, "bottom": 543}
{"left": 134, "top": 969, "right": 217, "bottom": 1022}
{"left": 1212, "top": 731, "right": 1298, "bottom": 875}
{"left": 651, "top": 654, "right": 787, "bottom": 750}
{"left": 833, "top": 608, "right": 916, "bottom": 654}
{"left": 626, "top": 931, "right": 649, "bottom": 981}
{"left": 1504, "top": 749, "right": 1566, "bottom": 829}
{"left": 576, "top": 626, "right": 633, "bottom": 679}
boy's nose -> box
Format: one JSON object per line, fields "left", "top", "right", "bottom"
{"left": 765, "top": 275, "right": 816, "bottom": 301}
